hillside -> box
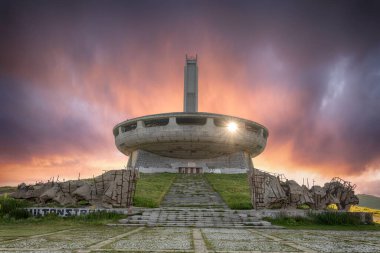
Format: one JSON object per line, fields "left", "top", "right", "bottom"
{"left": 0, "top": 186, "right": 16, "bottom": 196}
{"left": 358, "top": 194, "right": 380, "bottom": 209}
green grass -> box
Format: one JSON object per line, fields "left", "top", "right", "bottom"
{"left": 0, "top": 222, "right": 81, "bottom": 239}
{"left": 204, "top": 173, "right": 252, "bottom": 209}
{"left": 133, "top": 173, "right": 177, "bottom": 208}
{"left": 265, "top": 213, "right": 380, "bottom": 231}
{"left": 0, "top": 210, "right": 128, "bottom": 226}
{"left": 0, "top": 213, "right": 128, "bottom": 239}
{"left": 66, "top": 211, "right": 127, "bottom": 224}
{"left": 0, "top": 194, "right": 31, "bottom": 220}
{"left": 0, "top": 186, "right": 16, "bottom": 195}
{"left": 357, "top": 194, "right": 380, "bottom": 209}
{"left": 264, "top": 205, "right": 380, "bottom": 230}
{"left": 0, "top": 194, "right": 126, "bottom": 224}
{"left": 310, "top": 211, "right": 362, "bottom": 225}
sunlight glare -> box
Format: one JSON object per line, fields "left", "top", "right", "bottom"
{"left": 227, "top": 122, "right": 238, "bottom": 132}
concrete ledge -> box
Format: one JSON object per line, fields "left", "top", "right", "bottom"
{"left": 138, "top": 167, "right": 247, "bottom": 174}
{"left": 25, "top": 207, "right": 143, "bottom": 217}
{"left": 25, "top": 207, "right": 374, "bottom": 225}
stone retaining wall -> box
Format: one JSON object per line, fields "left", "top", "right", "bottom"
{"left": 25, "top": 207, "right": 374, "bottom": 225}
{"left": 26, "top": 207, "right": 134, "bottom": 217}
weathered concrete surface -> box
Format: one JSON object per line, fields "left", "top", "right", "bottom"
{"left": 249, "top": 168, "right": 360, "bottom": 211}
{"left": 248, "top": 169, "right": 288, "bottom": 209}
{"left": 132, "top": 149, "right": 251, "bottom": 174}
{"left": 11, "top": 169, "right": 138, "bottom": 208}
{"left": 160, "top": 174, "right": 228, "bottom": 209}
{"left": 184, "top": 55, "right": 198, "bottom": 113}
{"left": 118, "top": 208, "right": 274, "bottom": 228}
{"left": 114, "top": 112, "right": 268, "bottom": 160}
{"left": 1, "top": 226, "right": 379, "bottom": 252}
{"left": 119, "top": 174, "right": 275, "bottom": 228}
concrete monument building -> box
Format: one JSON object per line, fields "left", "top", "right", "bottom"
{"left": 113, "top": 55, "right": 268, "bottom": 173}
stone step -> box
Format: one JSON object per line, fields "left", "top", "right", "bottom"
{"left": 145, "top": 217, "right": 261, "bottom": 221}
{"left": 160, "top": 174, "right": 229, "bottom": 209}
{"left": 138, "top": 209, "right": 257, "bottom": 213}
{"left": 126, "top": 220, "right": 262, "bottom": 225}
{"left": 119, "top": 209, "right": 274, "bottom": 229}
{"left": 109, "top": 223, "right": 283, "bottom": 229}
{"left": 124, "top": 214, "right": 260, "bottom": 219}
{"left": 122, "top": 219, "right": 264, "bottom": 226}
{"left": 115, "top": 222, "right": 279, "bottom": 229}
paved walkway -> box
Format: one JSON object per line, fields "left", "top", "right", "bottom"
{"left": 119, "top": 174, "right": 276, "bottom": 228}
{"left": 0, "top": 226, "right": 379, "bottom": 252}
{"left": 160, "top": 174, "right": 228, "bottom": 209}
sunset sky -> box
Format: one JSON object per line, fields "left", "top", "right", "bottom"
{"left": 1, "top": 0, "right": 380, "bottom": 196}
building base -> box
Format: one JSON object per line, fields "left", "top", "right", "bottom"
{"left": 127, "top": 149, "right": 253, "bottom": 174}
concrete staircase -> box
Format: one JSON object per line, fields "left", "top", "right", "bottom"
{"left": 160, "top": 174, "right": 228, "bottom": 209}
{"left": 118, "top": 174, "right": 279, "bottom": 228}
{"left": 119, "top": 208, "right": 274, "bottom": 228}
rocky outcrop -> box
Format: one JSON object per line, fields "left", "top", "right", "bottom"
{"left": 248, "top": 169, "right": 359, "bottom": 210}
{"left": 282, "top": 180, "right": 314, "bottom": 208}
{"left": 11, "top": 169, "right": 139, "bottom": 208}
{"left": 248, "top": 169, "right": 287, "bottom": 209}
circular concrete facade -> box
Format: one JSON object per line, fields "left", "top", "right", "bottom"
{"left": 113, "top": 112, "right": 268, "bottom": 159}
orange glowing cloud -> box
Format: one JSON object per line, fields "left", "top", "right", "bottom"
{"left": 1, "top": 1, "right": 380, "bottom": 197}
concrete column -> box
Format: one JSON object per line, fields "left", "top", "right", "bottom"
{"left": 184, "top": 55, "right": 198, "bottom": 112}
{"left": 169, "top": 117, "right": 177, "bottom": 126}
{"left": 206, "top": 117, "right": 214, "bottom": 127}
{"left": 137, "top": 121, "right": 144, "bottom": 129}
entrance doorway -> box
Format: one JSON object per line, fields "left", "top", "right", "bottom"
{"left": 178, "top": 167, "right": 203, "bottom": 174}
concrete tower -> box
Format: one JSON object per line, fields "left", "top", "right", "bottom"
{"left": 114, "top": 55, "right": 269, "bottom": 174}
{"left": 184, "top": 55, "right": 198, "bottom": 112}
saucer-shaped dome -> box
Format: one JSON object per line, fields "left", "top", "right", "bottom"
{"left": 113, "top": 112, "right": 268, "bottom": 159}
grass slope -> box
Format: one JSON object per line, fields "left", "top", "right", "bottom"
{"left": 205, "top": 173, "right": 252, "bottom": 209}
{"left": 204, "top": 174, "right": 380, "bottom": 218}
{"left": 0, "top": 173, "right": 177, "bottom": 208}
{"left": 0, "top": 186, "right": 16, "bottom": 196}
{"left": 133, "top": 173, "right": 176, "bottom": 208}
{"left": 357, "top": 194, "right": 380, "bottom": 209}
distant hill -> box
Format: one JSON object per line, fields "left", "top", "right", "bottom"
{"left": 357, "top": 194, "right": 380, "bottom": 209}
{"left": 0, "top": 186, "right": 16, "bottom": 196}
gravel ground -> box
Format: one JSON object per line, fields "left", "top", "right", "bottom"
{"left": 0, "top": 226, "right": 379, "bottom": 252}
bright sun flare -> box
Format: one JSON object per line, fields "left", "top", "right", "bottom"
{"left": 227, "top": 122, "right": 238, "bottom": 132}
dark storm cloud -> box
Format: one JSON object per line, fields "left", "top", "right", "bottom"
{"left": 193, "top": 0, "right": 380, "bottom": 174}
{"left": 0, "top": 0, "right": 380, "bottom": 186}
{"left": 0, "top": 77, "right": 107, "bottom": 164}
{"left": 288, "top": 52, "right": 380, "bottom": 172}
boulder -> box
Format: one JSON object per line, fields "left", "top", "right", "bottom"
{"left": 40, "top": 186, "right": 60, "bottom": 203}
{"left": 72, "top": 184, "right": 92, "bottom": 201}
